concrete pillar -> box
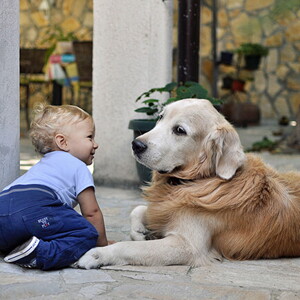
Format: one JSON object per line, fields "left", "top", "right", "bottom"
{"left": 0, "top": 0, "right": 20, "bottom": 190}
{"left": 93, "top": 0, "right": 173, "bottom": 187}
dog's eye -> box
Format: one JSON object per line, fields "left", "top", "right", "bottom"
{"left": 173, "top": 125, "right": 187, "bottom": 135}
{"left": 158, "top": 114, "right": 163, "bottom": 121}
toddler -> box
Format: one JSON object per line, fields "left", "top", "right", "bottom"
{"left": 0, "top": 104, "right": 110, "bottom": 270}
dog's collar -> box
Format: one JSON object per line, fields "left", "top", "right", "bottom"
{"left": 167, "top": 177, "right": 193, "bottom": 186}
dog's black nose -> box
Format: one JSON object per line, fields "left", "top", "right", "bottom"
{"left": 132, "top": 139, "right": 147, "bottom": 155}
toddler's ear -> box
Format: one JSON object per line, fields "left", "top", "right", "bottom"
{"left": 55, "top": 134, "right": 69, "bottom": 151}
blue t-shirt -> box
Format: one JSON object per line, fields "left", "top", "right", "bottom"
{"left": 4, "top": 151, "right": 95, "bottom": 208}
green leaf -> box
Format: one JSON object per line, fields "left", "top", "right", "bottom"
{"left": 135, "top": 86, "right": 169, "bottom": 102}
{"left": 134, "top": 81, "right": 222, "bottom": 117}
{"left": 163, "top": 97, "right": 180, "bottom": 106}
{"left": 235, "top": 43, "right": 269, "bottom": 56}
{"left": 153, "top": 87, "right": 168, "bottom": 93}
{"left": 247, "top": 137, "right": 278, "bottom": 152}
{"left": 164, "top": 82, "right": 177, "bottom": 92}
{"left": 136, "top": 92, "right": 149, "bottom": 102}
{"left": 176, "top": 86, "right": 193, "bottom": 99}
{"left": 188, "top": 84, "right": 208, "bottom": 98}
{"left": 142, "top": 99, "right": 159, "bottom": 104}
{"left": 146, "top": 108, "right": 158, "bottom": 115}
{"left": 135, "top": 107, "right": 152, "bottom": 113}
{"left": 208, "top": 97, "right": 223, "bottom": 105}
{"left": 184, "top": 81, "right": 199, "bottom": 87}
{"left": 135, "top": 107, "right": 158, "bottom": 116}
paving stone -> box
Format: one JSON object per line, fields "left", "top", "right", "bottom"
{"left": 33, "top": 292, "right": 89, "bottom": 300}
{"left": 0, "top": 266, "right": 60, "bottom": 285}
{"left": 191, "top": 259, "right": 300, "bottom": 291}
{"left": 61, "top": 268, "right": 115, "bottom": 284}
{"left": 278, "top": 291, "right": 300, "bottom": 300}
{"left": 0, "top": 281, "right": 65, "bottom": 299}
{"left": 102, "top": 265, "right": 191, "bottom": 275}
{"left": 79, "top": 284, "right": 109, "bottom": 298}
{"left": 0, "top": 261, "right": 27, "bottom": 274}
{"left": 121, "top": 272, "right": 174, "bottom": 282}
{"left": 100, "top": 282, "right": 271, "bottom": 300}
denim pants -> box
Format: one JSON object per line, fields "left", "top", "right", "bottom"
{"left": 0, "top": 184, "right": 98, "bottom": 270}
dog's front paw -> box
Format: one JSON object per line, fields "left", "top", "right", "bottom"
{"left": 130, "top": 226, "right": 149, "bottom": 241}
{"left": 77, "top": 248, "right": 105, "bottom": 269}
{"left": 130, "top": 205, "right": 149, "bottom": 241}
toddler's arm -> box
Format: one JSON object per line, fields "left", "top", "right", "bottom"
{"left": 78, "top": 187, "right": 108, "bottom": 246}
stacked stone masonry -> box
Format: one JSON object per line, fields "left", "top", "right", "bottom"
{"left": 196, "top": 0, "right": 300, "bottom": 120}
{"left": 20, "top": 0, "right": 93, "bottom": 108}
{"left": 20, "top": 0, "right": 300, "bottom": 120}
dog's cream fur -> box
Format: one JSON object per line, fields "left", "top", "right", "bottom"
{"left": 78, "top": 99, "right": 300, "bottom": 269}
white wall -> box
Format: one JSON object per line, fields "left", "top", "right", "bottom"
{"left": 0, "top": 0, "right": 20, "bottom": 190}
{"left": 93, "top": 0, "right": 173, "bottom": 186}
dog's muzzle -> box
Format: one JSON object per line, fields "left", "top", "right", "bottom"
{"left": 132, "top": 139, "right": 147, "bottom": 156}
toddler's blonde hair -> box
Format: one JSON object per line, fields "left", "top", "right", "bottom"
{"left": 30, "top": 103, "right": 92, "bottom": 155}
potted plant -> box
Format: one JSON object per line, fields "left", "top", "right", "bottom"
{"left": 129, "top": 81, "right": 221, "bottom": 183}
{"left": 219, "top": 51, "right": 234, "bottom": 66}
{"left": 221, "top": 99, "right": 260, "bottom": 127}
{"left": 231, "top": 78, "right": 246, "bottom": 92}
{"left": 221, "top": 76, "right": 234, "bottom": 90}
{"left": 235, "top": 43, "right": 269, "bottom": 70}
{"left": 220, "top": 59, "right": 260, "bottom": 126}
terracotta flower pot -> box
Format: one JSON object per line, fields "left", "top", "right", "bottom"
{"left": 231, "top": 79, "right": 245, "bottom": 92}
{"left": 221, "top": 102, "right": 260, "bottom": 127}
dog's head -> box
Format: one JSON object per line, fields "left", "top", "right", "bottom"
{"left": 132, "top": 99, "right": 246, "bottom": 180}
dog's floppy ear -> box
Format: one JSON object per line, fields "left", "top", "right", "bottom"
{"left": 203, "top": 123, "right": 246, "bottom": 180}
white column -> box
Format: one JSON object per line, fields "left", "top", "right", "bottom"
{"left": 0, "top": 0, "right": 20, "bottom": 190}
{"left": 93, "top": 0, "right": 173, "bottom": 186}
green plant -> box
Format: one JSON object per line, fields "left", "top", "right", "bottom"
{"left": 246, "top": 137, "right": 278, "bottom": 152}
{"left": 235, "top": 43, "right": 269, "bottom": 57}
{"left": 268, "top": 0, "right": 300, "bottom": 23}
{"left": 135, "top": 81, "right": 222, "bottom": 120}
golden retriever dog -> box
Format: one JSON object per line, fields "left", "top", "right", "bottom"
{"left": 78, "top": 98, "right": 300, "bottom": 269}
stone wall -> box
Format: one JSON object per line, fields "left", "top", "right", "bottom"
{"left": 198, "top": 0, "right": 300, "bottom": 120}
{"left": 19, "top": 0, "right": 93, "bottom": 111}
{"left": 20, "top": 0, "right": 93, "bottom": 48}
{"left": 20, "top": 0, "right": 300, "bottom": 121}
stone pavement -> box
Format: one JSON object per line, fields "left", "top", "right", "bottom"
{"left": 1, "top": 186, "right": 300, "bottom": 299}
{"left": 1, "top": 121, "right": 300, "bottom": 299}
